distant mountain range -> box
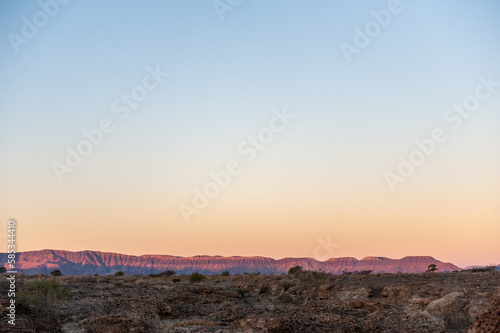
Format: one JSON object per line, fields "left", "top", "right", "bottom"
{"left": 0, "top": 250, "right": 467, "bottom": 276}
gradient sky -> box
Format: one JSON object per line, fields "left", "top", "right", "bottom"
{"left": 1, "top": 0, "right": 499, "bottom": 268}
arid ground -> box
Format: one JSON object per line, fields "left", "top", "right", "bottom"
{"left": 1, "top": 271, "right": 499, "bottom": 332}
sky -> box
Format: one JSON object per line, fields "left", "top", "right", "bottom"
{"left": 0, "top": 0, "right": 499, "bottom": 268}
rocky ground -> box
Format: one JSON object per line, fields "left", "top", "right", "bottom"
{"left": 0, "top": 271, "right": 499, "bottom": 332}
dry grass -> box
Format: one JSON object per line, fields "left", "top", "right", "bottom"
{"left": 1, "top": 271, "right": 498, "bottom": 332}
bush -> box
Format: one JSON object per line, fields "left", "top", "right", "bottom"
{"left": 189, "top": 272, "right": 206, "bottom": 283}
{"left": 161, "top": 270, "right": 176, "bottom": 276}
{"left": 0, "top": 267, "right": 6, "bottom": 274}
{"left": 172, "top": 278, "right": 181, "bottom": 283}
{"left": 221, "top": 271, "right": 230, "bottom": 276}
{"left": 463, "top": 266, "right": 496, "bottom": 273}
{"left": 298, "top": 270, "right": 329, "bottom": 304}
{"left": 18, "top": 279, "right": 73, "bottom": 319}
{"left": 281, "top": 281, "right": 295, "bottom": 291}
{"left": 50, "top": 270, "right": 62, "bottom": 276}
{"left": 288, "top": 266, "right": 303, "bottom": 276}
{"left": 358, "top": 270, "right": 372, "bottom": 275}
{"left": 149, "top": 273, "right": 160, "bottom": 277}
{"left": 236, "top": 289, "right": 249, "bottom": 297}
{"left": 114, "top": 271, "right": 125, "bottom": 276}
{"left": 276, "top": 294, "right": 295, "bottom": 304}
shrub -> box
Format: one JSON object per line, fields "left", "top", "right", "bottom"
{"left": 172, "top": 278, "right": 181, "bottom": 283}
{"left": 189, "top": 272, "right": 206, "bottom": 283}
{"left": 161, "top": 270, "right": 176, "bottom": 276}
{"left": 359, "top": 270, "right": 372, "bottom": 275}
{"left": 114, "top": 271, "right": 125, "bottom": 276}
{"left": 18, "top": 279, "right": 73, "bottom": 320}
{"left": 463, "top": 266, "right": 496, "bottom": 273}
{"left": 221, "top": 271, "right": 230, "bottom": 276}
{"left": 298, "top": 270, "right": 329, "bottom": 304}
{"left": 236, "top": 289, "right": 249, "bottom": 297}
{"left": 288, "top": 266, "right": 303, "bottom": 276}
{"left": 50, "top": 269, "right": 62, "bottom": 276}
{"left": 276, "top": 294, "right": 295, "bottom": 304}
{"left": 281, "top": 281, "right": 295, "bottom": 291}
{"left": 0, "top": 267, "right": 6, "bottom": 274}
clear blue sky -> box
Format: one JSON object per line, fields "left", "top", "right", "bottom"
{"left": 1, "top": 0, "right": 499, "bottom": 267}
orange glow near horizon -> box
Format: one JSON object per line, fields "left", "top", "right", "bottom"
{"left": 1, "top": 1, "right": 499, "bottom": 272}
{"left": 7, "top": 172, "right": 499, "bottom": 269}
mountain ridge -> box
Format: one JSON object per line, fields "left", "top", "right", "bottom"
{"left": 0, "top": 249, "right": 463, "bottom": 276}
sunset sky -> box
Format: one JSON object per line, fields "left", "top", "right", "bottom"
{"left": 1, "top": 0, "right": 499, "bottom": 268}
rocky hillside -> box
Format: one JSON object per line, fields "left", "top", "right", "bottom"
{"left": 1, "top": 271, "right": 499, "bottom": 332}
{"left": 0, "top": 250, "right": 461, "bottom": 275}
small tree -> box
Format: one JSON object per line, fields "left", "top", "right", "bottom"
{"left": 221, "top": 271, "right": 230, "bottom": 276}
{"left": 0, "top": 267, "right": 6, "bottom": 274}
{"left": 50, "top": 270, "right": 62, "bottom": 276}
{"left": 426, "top": 264, "right": 438, "bottom": 272}
{"left": 189, "top": 272, "right": 206, "bottom": 283}
{"left": 114, "top": 271, "right": 125, "bottom": 276}
{"left": 288, "top": 265, "right": 303, "bottom": 276}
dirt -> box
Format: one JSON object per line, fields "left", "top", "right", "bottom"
{"left": 0, "top": 271, "right": 499, "bottom": 332}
